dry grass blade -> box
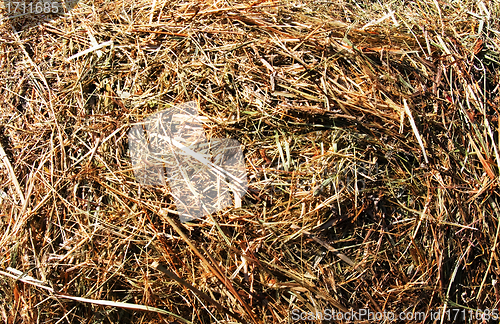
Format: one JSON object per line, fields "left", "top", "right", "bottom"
{"left": 0, "top": 268, "right": 193, "bottom": 323}
{"left": 290, "top": 224, "right": 355, "bottom": 267}
{"left": 0, "top": 141, "right": 25, "bottom": 205}
{"left": 152, "top": 261, "right": 243, "bottom": 323}
{"left": 158, "top": 208, "right": 260, "bottom": 324}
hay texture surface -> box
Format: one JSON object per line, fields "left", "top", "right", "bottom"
{"left": 0, "top": 0, "right": 500, "bottom": 323}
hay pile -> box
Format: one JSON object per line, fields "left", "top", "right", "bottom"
{"left": 0, "top": 0, "right": 499, "bottom": 322}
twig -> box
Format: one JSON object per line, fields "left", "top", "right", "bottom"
{"left": 404, "top": 99, "right": 429, "bottom": 164}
